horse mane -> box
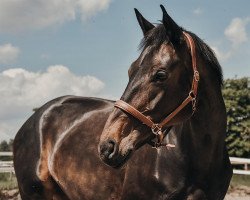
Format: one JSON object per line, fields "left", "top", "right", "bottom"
{"left": 139, "top": 24, "right": 223, "bottom": 85}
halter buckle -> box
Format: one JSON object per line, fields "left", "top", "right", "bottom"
{"left": 151, "top": 124, "right": 162, "bottom": 136}
{"left": 194, "top": 70, "right": 200, "bottom": 82}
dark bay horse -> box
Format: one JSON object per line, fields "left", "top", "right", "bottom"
{"left": 13, "top": 5, "right": 232, "bottom": 200}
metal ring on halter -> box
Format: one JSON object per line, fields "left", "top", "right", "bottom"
{"left": 189, "top": 91, "right": 196, "bottom": 99}
{"left": 151, "top": 124, "right": 162, "bottom": 135}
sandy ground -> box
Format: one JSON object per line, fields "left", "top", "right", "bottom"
{"left": 224, "top": 185, "right": 250, "bottom": 200}
{"left": 0, "top": 186, "right": 250, "bottom": 200}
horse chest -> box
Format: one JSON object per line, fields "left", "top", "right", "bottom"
{"left": 122, "top": 147, "right": 186, "bottom": 200}
{"left": 154, "top": 149, "right": 186, "bottom": 191}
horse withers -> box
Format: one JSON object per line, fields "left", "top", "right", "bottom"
{"left": 14, "top": 5, "right": 232, "bottom": 200}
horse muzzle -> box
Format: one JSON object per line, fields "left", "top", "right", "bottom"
{"left": 98, "top": 117, "right": 139, "bottom": 168}
{"left": 98, "top": 137, "right": 134, "bottom": 168}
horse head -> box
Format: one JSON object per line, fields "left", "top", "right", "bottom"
{"left": 99, "top": 5, "right": 203, "bottom": 168}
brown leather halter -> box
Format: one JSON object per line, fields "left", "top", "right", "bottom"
{"left": 114, "top": 31, "right": 200, "bottom": 147}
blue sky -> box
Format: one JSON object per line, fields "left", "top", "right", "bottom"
{"left": 0, "top": 0, "right": 249, "bottom": 140}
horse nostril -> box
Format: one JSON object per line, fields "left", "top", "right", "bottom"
{"left": 107, "top": 140, "right": 117, "bottom": 159}
{"left": 100, "top": 139, "right": 117, "bottom": 160}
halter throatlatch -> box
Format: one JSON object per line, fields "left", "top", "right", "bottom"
{"left": 114, "top": 31, "right": 199, "bottom": 148}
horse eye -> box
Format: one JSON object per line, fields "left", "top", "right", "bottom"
{"left": 155, "top": 70, "right": 168, "bottom": 81}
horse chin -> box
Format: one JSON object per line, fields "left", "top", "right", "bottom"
{"left": 103, "top": 148, "right": 134, "bottom": 169}
{"left": 111, "top": 130, "right": 149, "bottom": 168}
{"left": 113, "top": 149, "right": 134, "bottom": 169}
{"left": 100, "top": 129, "right": 142, "bottom": 168}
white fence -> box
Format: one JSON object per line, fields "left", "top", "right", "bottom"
{"left": 229, "top": 157, "right": 250, "bottom": 175}
{"left": 0, "top": 152, "right": 14, "bottom": 174}
{"left": 0, "top": 152, "right": 250, "bottom": 175}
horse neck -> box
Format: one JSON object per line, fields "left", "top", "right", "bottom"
{"left": 178, "top": 71, "right": 227, "bottom": 166}
{"left": 189, "top": 63, "right": 226, "bottom": 134}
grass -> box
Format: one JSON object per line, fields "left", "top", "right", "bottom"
{"left": 230, "top": 174, "right": 250, "bottom": 187}
{"left": 0, "top": 173, "right": 18, "bottom": 190}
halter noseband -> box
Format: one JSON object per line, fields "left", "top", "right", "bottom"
{"left": 114, "top": 32, "right": 200, "bottom": 148}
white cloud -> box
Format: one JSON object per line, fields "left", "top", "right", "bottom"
{"left": 224, "top": 17, "right": 250, "bottom": 47}
{"left": 193, "top": 8, "right": 203, "bottom": 15}
{"left": 211, "top": 46, "right": 232, "bottom": 62}
{"left": 78, "top": 0, "right": 111, "bottom": 20}
{"left": 0, "top": 65, "right": 105, "bottom": 140}
{"left": 0, "top": 0, "right": 112, "bottom": 33}
{"left": 0, "top": 43, "right": 20, "bottom": 64}
{"left": 212, "top": 17, "right": 250, "bottom": 62}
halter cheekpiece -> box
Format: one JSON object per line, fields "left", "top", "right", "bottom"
{"left": 114, "top": 31, "right": 200, "bottom": 148}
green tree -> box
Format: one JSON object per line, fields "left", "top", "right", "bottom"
{"left": 0, "top": 139, "right": 13, "bottom": 151}
{"left": 222, "top": 77, "right": 250, "bottom": 158}
{"left": 0, "top": 140, "right": 9, "bottom": 151}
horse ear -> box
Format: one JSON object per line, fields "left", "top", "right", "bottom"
{"left": 134, "top": 8, "right": 155, "bottom": 35}
{"left": 160, "top": 5, "right": 182, "bottom": 44}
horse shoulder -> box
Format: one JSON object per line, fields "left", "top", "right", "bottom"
{"left": 36, "top": 96, "right": 114, "bottom": 182}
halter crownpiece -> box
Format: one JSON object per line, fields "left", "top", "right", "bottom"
{"left": 114, "top": 31, "right": 199, "bottom": 147}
